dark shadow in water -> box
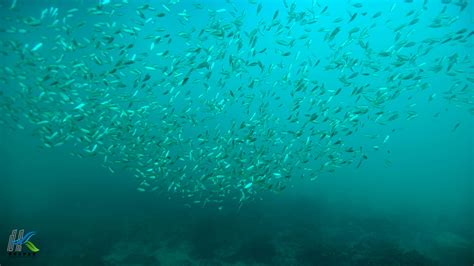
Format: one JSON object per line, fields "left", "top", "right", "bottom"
{"left": 295, "top": 237, "right": 437, "bottom": 266}
{"left": 223, "top": 233, "right": 277, "bottom": 265}
{"left": 297, "top": 243, "right": 351, "bottom": 266}
{"left": 188, "top": 215, "right": 237, "bottom": 260}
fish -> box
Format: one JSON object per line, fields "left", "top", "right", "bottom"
{"left": 257, "top": 3, "right": 262, "bottom": 14}
{"left": 31, "top": 43, "right": 43, "bottom": 52}
{"left": 272, "top": 10, "right": 279, "bottom": 20}
{"left": 0, "top": 0, "right": 470, "bottom": 205}
{"left": 452, "top": 122, "right": 461, "bottom": 132}
{"left": 74, "top": 103, "right": 86, "bottom": 110}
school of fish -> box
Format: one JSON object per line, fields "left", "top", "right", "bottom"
{"left": 0, "top": 0, "right": 472, "bottom": 207}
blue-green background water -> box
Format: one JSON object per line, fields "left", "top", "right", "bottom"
{"left": 1, "top": 0, "right": 473, "bottom": 265}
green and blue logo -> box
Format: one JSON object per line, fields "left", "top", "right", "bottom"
{"left": 7, "top": 229, "right": 40, "bottom": 256}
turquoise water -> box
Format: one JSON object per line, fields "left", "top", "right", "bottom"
{"left": 1, "top": 0, "right": 473, "bottom": 265}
